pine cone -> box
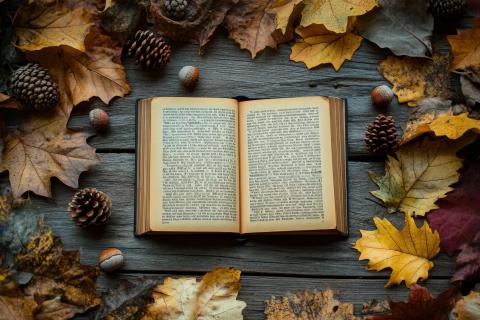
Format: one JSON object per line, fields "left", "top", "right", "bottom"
{"left": 10, "top": 63, "right": 59, "bottom": 111}
{"left": 164, "top": 0, "right": 188, "bottom": 20}
{"left": 128, "top": 30, "right": 171, "bottom": 69}
{"left": 68, "top": 188, "right": 112, "bottom": 227}
{"left": 428, "top": 0, "right": 467, "bottom": 19}
{"left": 365, "top": 114, "right": 399, "bottom": 155}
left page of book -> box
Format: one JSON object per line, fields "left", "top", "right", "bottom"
{"left": 148, "top": 97, "right": 240, "bottom": 232}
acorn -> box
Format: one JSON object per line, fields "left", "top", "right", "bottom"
{"left": 371, "top": 85, "right": 394, "bottom": 108}
{"left": 178, "top": 66, "right": 199, "bottom": 88}
{"left": 98, "top": 248, "right": 124, "bottom": 272}
{"left": 89, "top": 108, "right": 109, "bottom": 132}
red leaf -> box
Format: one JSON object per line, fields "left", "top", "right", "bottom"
{"left": 452, "top": 231, "right": 480, "bottom": 283}
{"left": 427, "top": 160, "right": 480, "bottom": 256}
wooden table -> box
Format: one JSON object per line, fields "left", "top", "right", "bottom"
{"left": 31, "top": 29, "right": 459, "bottom": 318}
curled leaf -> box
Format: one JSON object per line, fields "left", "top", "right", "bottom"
{"left": 268, "top": 0, "right": 304, "bottom": 35}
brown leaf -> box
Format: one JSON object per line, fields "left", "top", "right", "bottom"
{"left": 0, "top": 296, "right": 36, "bottom": 320}
{"left": 378, "top": 53, "right": 451, "bottom": 106}
{"left": 149, "top": 0, "right": 239, "bottom": 53}
{"left": 15, "top": 3, "right": 94, "bottom": 52}
{"left": 362, "top": 299, "right": 390, "bottom": 316}
{"left": 460, "top": 66, "right": 480, "bottom": 109}
{"left": 268, "top": 0, "right": 304, "bottom": 36}
{"left": 0, "top": 114, "right": 98, "bottom": 198}
{"left": 448, "top": 17, "right": 480, "bottom": 71}
{"left": 27, "top": 29, "right": 130, "bottom": 117}
{"left": 224, "top": 0, "right": 290, "bottom": 58}
{"left": 0, "top": 93, "right": 20, "bottom": 110}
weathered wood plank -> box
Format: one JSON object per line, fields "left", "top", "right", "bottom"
{"left": 33, "top": 153, "right": 456, "bottom": 277}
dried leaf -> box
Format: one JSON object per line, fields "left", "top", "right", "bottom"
{"left": 354, "top": 215, "right": 440, "bottom": 287}
{"left": 149, "top": 0, "right": 238, "bottom": 53}
{"left": 369, "top": 136, "right": 474, "bottom": 216}
{"left": 357, "top": 0, "right": 433, "bottom": 58}
{"left": 362, "top": 299, "right": 390, "bottom": 316}
{"left": 265, "top": 289, "right": 355, "bottom": 320}
{"left": 0, "top": 93, "right": 20, "bottom": 110}
{"left": 142, "top": 267, "right": 246, "bottom": 320}
{"left": 100, "top": 0, "right": 147, "bottom": 44}
{"left": 428, "top": 160, "right": 480, "bottom": 256}
{"left": 0, "top": 296, "right": 36, "bottom": 320}
{"left": 461, "top": 66, "right": 480, "bottom": 109}
{"left": 369, "top": 285, "right": 456, "bottom": 320}
{"left": 290, "top": 21, "right": 362, "bottom": 70}
{"left": 15, "top": 3, "right": 94, "bottom": 52}
{"left": 0, "top": 114, "right": 98, "bottom": 198}
{"left": 378, "top": 53, "right": 451, "bottom": 106}
{"left": 268, "top": 0, "right": 304, "bottom": 35}
{"left": 452, "top": 232, "right": 480, "bottom": 283}
{"left": 448, "top": 18, "right": 480, "bottom": 71}
{"left": 452, "top": 291, "right": 480, "bottom": 320}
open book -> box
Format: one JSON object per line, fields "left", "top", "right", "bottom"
{"left": 135, "top": 97, "right": 347, "bottom": 235}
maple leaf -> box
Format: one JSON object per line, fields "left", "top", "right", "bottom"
{"left": 14, "top": 3, "right": 94, "bottom": 52}
{"left": 357, "top": 0, "right": 433, "bottom": 58}
{"left": 353, "top": 214, "right": 440, "bottom": 287}
{"left": 300, "top": 0, "right": 378, "bottom": 33}
{"left": 452, "top": 291, "right": 480, "bottom": 320}
{"left": 452, "top": 232, "right": 480, "bottom": 283}
{"left": 428, "top": 160, "right": 480, "bottom": 256}
{"left": 290, "top": 21, "right": 362, "bottom": 70}
{"left": 265, "top": 289, "right": 355, "bottom": 320}
{"left": 0, "top": 114, "right": 98, "bottom": 198}
{"left": 268, "top": 0, "right": 304, "bottom": 35}
{"left": 27, "top": 29, "right": 130, "bottom": 117}
{"left": 369, "top": 284, "right": 456, "bottom": 320}
{"left": 369, "top": 136, "right": 474, "bottom": 217}
{"left": 142, "top": 267, "right": 246, "bottom": 319}
{"left": 448, "top": 17, "right": 480, "bottom": 71}
{"left": 378, "top": 53, "right": 451, "bottom": 106}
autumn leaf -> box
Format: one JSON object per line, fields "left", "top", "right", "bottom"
{"left": 369, "top": 136, "right": 474, "bottom": 217}
{"left": 452, "top": 291, "right": 480, "bottom": 320}
{"left": 448, "top": 17, "right": 480, "bottom": 70}
{"left": 142, "top": 267, "right": 246, "bottom": 319}
{"left": 100, "top": 0, "right": 147, "bottom": 44}
{"left": 0, "top": 114, "right": 98, "bottom": 198}
{"left": 357, "top": 0, "right": 433, "bottom": 58}
{"left": 378, "top": 53, "right": 451, "bottom": 106}
{"left": 268, "top": 0, "right": 304, "bottom": 35}
{"left": 0, "top": 296, "right": 37, "bottom": 320}
{"left": 354, "top": 214, "right": 440, "bottom": 287}
{"left": 265, "top": 289, "right": 355, "bottom": 320}
{"left": 452, "top": 232, "right": 480, "bottom": 283}
{"left": 369, "top": 284, "right": 456, "bottom": 320}
{"left": 290, "top": 21, "right": 362, "bottom": 70}
{"left": 15, "top": 3, "right": 94, "bottom": 52}
{"left": 0, "top": 93, "right": 20, "bottom": 110}
{"left": 461, "top": 66, "right": 480, "bottom": 109}
{"left": 428, "top": 160, "right": 480, "bottom": 256}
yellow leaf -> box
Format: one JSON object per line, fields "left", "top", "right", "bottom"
{"left": 353, "top": 214, "right": 440, "bottom": 288}
{"left": 269, "top": 0, "right": 304, "bottom": 35}
{"left": 369, "top": 135, "right": 475, "bottom": 216}
{"left": 448, "top": 17, "right": 480, "bottom": 71}
{"left": 290, "top": 22, "right": 362, "bottom": 70}
{"left": 429, "top": 112, "right": 480, "bottom": 140}
{"left": 15, "top": 3, "right": 94, "bottom": 52}
{"left": 453, "top": 291, "right": 480, "bottom": 320}
{"left": 378, "top": 53, "right": 451, "bottom": 106}
{"left": 142, "top": 267, "right": 246, "bottom": 320}
{"left": 300, "top": 0, "right": 378, "bottom": 33}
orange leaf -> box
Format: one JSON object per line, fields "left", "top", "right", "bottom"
{"left": 448, "top": 17, "right": 480, "bottom": 70}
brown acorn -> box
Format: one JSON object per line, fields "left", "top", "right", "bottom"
{"left": 89, "top": 108, "right": 109, "bottom": 132}
{"left": 98, "top": 248, "right": 124, "bottom": 272}
{"left": 178, "top": 65, "right": 199, "bottom": 88}
{"left": 371, "top": 85, "right": 394, "bottom": 108}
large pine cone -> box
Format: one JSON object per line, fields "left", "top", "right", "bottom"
{"left": 365, "top": 114, "right": 399, "bottom": 155}
{"left": 68, "top": 188, "right": 112, "bottom": 227}
{"left": 164, "top": 0, "right": 188, "bottom": 20}
{"left": 10, "top": 63, "right": 59, "bottom": 111}
{"left": 128, "top": 30, "right": 171, "bottom": 69}
{"left": 428, "top": 0, "right": 467, "bottom": 19}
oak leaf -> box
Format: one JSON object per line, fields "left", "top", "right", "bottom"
{"left": 268, "top": 0, "right": 304, "bottom": 35}
{"left": 15, "top": 3, "right": 94, "bottom": 52}
{"left": 142, "top": 267, "right": 246, "bottom": 319}
{"left": 428, "top": 160, "right": 480, "bottom": 256}
{"left": 265, "top": 289, "right": 355, "bottom": 320}
{"left": 354, "top": 215, "right": 440, "bottom": 287}
{"left": 378, "top": 53, "right": 450, "bottom": 106}
{"left": 369, "top": 136, "right": 474, "bottom": 217}
{"left": 369, "top": 284, "right": 456, "bottom": 320}
{"left": 290, "top": 21, "right": 362, "bottom": 70}
{"left": 448, "top": 17, "right": 480, "bottom": 70}
{"left": 357, "top": 0, "right": 433, "bottom": 58}
{"left": 452, "top": 291, "right": 480, "bottom": 320}
{"left": 452, "top": 232, "right": 480, "bottom": 283}
{"left": 0, "top": 114, "right": 98, "bottom": 198}
{"left": 300, "top": 0, "right": 378, "bottom": 33}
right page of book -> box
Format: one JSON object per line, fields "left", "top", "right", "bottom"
{"left": 239, "top": 97, "right": 337, "bottom": 233}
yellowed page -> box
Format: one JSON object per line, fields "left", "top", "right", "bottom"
{"left": 239, "top": 97, "right": 337, "bottom": 233}
{"left": 149, "top": 97, "right": 239, "bottom": 232}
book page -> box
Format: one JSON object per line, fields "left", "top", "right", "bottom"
{"left": 149, "top": 97, "right": 239, "bottom": 232}
{"left": 239, "top": 97, "right": 337, "bottom": 233}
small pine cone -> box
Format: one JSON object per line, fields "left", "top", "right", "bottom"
{"left": 128, "top": 30, "right": 171, "bottom": 69}
{"left": 428, "top": 0, "right": 467, "bottom": 19}
{"left": 164, "top": 0, "right": 188, "bottom": 20}
{"left": 68, "top": 188, "right": 112, "bottom": 227}
{"left": 365, "top": 114, "right": 399, "bottom": 155}
{"left": 10, "top": 63, "right": 59, "bottom": 111}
